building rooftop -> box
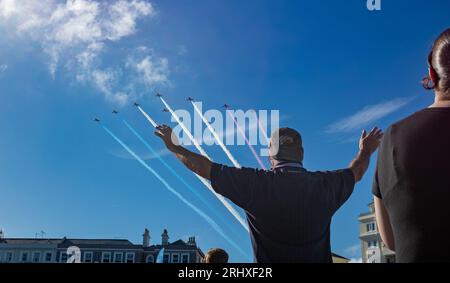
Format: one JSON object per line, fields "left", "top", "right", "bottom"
{"left": 331, "top": 253, "right": 349, "bottom": 260}
{"left": 1, "top": 236, "right": 202, "bottom": 252}
{"left": 0, "top": 238, "right": 63, "bottom": 244}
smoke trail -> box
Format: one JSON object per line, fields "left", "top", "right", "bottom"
{"left": 135, "top": 106, "right": 249, "bottom": 232}
{"left": 160, "top": 97, "right": 211, "bottom": 160}
{"left": 156, "top": 248, "right": 165, "bottom": 263}
{"left": 101, "top": 125, "right": 246, "bottom": 256}
{"left": 191, "top": 102, "right": 242, "bottom": 169}
{"left": 254, "top": 111, "right": 271, "bottom": 145}
{"left": 123, "top": 119, "right": 249, "bottom": 232}
{"left": 227, "top": 110, "right": 267, "bottom": 170}
{"left": 137, "top": 106, "right": 157, "bottom": 128}
{"left": 194, "top": 174, "right": 248, "bottom": 232}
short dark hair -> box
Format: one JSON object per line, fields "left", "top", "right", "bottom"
{"left": 422, "top": 28, "right": 450, "bottom": 95}
{"left": 205, "top": 248, "right": 229, "bottom": 263}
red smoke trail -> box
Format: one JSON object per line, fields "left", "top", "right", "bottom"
{"left": 227, "top": 110, "right": 267, "bottom": 170}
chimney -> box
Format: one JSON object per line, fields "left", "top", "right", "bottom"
{"left": 143, "top": 228, "right": 151, "bottom": 247}
{"left": 0, "top": 229, "right": 4, "bottom": 239}
{"left": 187, "top": 236, "right": 196, "bottom": 246}
{"left": 161, "top": 229, "right": 169, "bottom": 246}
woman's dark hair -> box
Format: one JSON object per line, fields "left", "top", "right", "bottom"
{"left": 422, "top": 28, "right": 450, "bottom": 94}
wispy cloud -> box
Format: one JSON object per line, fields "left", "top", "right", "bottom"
{"left": 0, "top": 64, "right": 7, "bottom": 73}
{"left": 177, "top": 45, "right": 188, "bottom": 56}
{"left": 326, "top": 97, "right": 414, "bottom": 133}
{"left": 0, "top": 0, "right": 169, "bottom": 105}
{"left": 339, "top": 243, "right": 364, "bottom": 263}
{"left": 126, "top": 46, "right": 170, "bottom": 88}
{"left": 342, "top": 243, "right": 363, "bottom": 263}
{"left": 343, "top": 243, "right": 361, "bottom": 258}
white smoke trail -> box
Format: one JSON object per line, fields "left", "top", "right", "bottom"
{"left": 137, "top": 106, "right": 157, "bottom": 127}
{"left": 191, "top": 102, "right": 242, "bottom": 169}
{"left": 160, "top": 97, "right": 211, "bottom": 159}
{"left": 137, "top": 104, "right": 249, "bottom": 232}
{"left": 194, "top": 174, "right": 249, "bottom": 232}
{"left": 101, "top": 125, "right": 247, "bottom": 256}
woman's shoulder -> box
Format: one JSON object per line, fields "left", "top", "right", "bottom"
{"left": 388, "top": 108, "right": 432, "bottom": 132}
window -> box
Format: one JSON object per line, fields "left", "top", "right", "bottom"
{"left": 181, "top": 254, "right": 189, "bottom": 263}
{"left": 125, "top": 252, "right": 135, "bottom": 263}
{"left": 172, "top": 253, "right": 180, "bottom": 263}
{"left": 32, "top": 252, "right": 41, "bottom": 263}
{"left": 102, "top": 252, "right": 111, "bottom": 263}
{"left": 21, "top": 252, "right": 29, "bottom": 262}
{"left": 368, "top": 241, "right": 378, "bottom": 248}
{"left": 60, "top": 251, "right": 68, "bottom": 263}
{"left": 6, "top": 252, "right": 13, "bottom": 262}
{"left": 366, "top": 223, "right": 376, "bottom": 232}
{"left": 44, "top": 252, "right": 53, "bottom": 262}
{"left": 0, "top": 252, "right": 3, "bottom": 263}
{"left": 163, "top": 254, "right": 169, "bottom": 263}
{"left": 386, "top": 256, "right": 396, "bottom": 263}
{"left": 83, "top": 252, "right": 93, "bottom": 263}
{"left": 146, "top": 255, "right": 154, "bottom": 263}
{"left": 114, "top": 252, "right": 123, "bottom": 263}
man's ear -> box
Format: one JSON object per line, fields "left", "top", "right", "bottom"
{"left": 429, "top": 67, "right": 440, "bottom": 89}
{"left": 268, "top": 155, "right": 274, "bottom": 167}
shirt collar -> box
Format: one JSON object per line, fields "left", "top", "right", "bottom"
{"left": 272, "top": 161, "right": 304, "bottom": 170}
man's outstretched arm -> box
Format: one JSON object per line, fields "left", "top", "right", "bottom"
{"left": 155, "top": 125, "right": 213, "bottom": 180}
{"left": 349, "top": 128, "right": 384, "bottom": 182}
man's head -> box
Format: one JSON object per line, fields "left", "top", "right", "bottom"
{"left": 268, "top": 127, "right": 304, "bottom": 166}
{"left": 204, "top": 248, "right": 229, "bottom": 263}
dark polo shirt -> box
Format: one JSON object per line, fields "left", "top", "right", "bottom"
{"left": 210, "top": 162, "right": 355, "bottom": 263}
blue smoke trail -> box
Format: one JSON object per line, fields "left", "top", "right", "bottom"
{"left": 101, "top": 125, "right": 246, "bottom": 257}
{"left": 123, "top": 119, "right": 242, "bottom": 232}
{"left": 156, "top": 248, "right": 165, "bottom": 263}
{"left": 135, "top": 106, "right": 249, "bottom": 232}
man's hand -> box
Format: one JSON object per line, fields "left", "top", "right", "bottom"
{"left": 359, "top": 127, "right": 383, "bottom": 156}
{"left": 155, "top": 125, "right": 180, "bottom": 153}
{"left": 350, "top": 127, "right": 384, "bottom": 182}
{"left": 154, "top": 124, "right": 213, "bottom": 180}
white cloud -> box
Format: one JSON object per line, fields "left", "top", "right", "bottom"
{"left": 178, "top": 45, "right": 188, "bottom": 56}
{"left": 326, "top": 97, "right": 414, "bottom": 133}
{"left": 90, "top": 69, "right": 125, "bottom": 104}
{"left": 0, "top": 0, "right": 18, "bottom": 18}
{"left": 0, "top": 64, "right": 7, "bottom": 73}
{"left": 76, "top": 42, "right": 104, "bottom": 69}
{"left": 341, "top": 243, "right": 363, "bottom": 263}
{"left": 0, "top": 0, "right": 167, "bottom": 105}
{"left": 106, "top": 0, "right": 154, "bottom": 41}
{"left": 126, "top": 49, "right": 170, "bottom": 87}
{"left": 343, "top": 243, "right": 361, "bottom": 258}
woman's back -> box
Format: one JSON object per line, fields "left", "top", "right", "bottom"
{"left": 373, "top": 108, "right": 450, "bottom": 262}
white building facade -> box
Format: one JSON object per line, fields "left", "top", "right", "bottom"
{"left": 358, "top": 202, "right": 395, "bottom": 263}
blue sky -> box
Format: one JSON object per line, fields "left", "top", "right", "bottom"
{"left": 0, "top": 0, "right": 449, "bottom": 262}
